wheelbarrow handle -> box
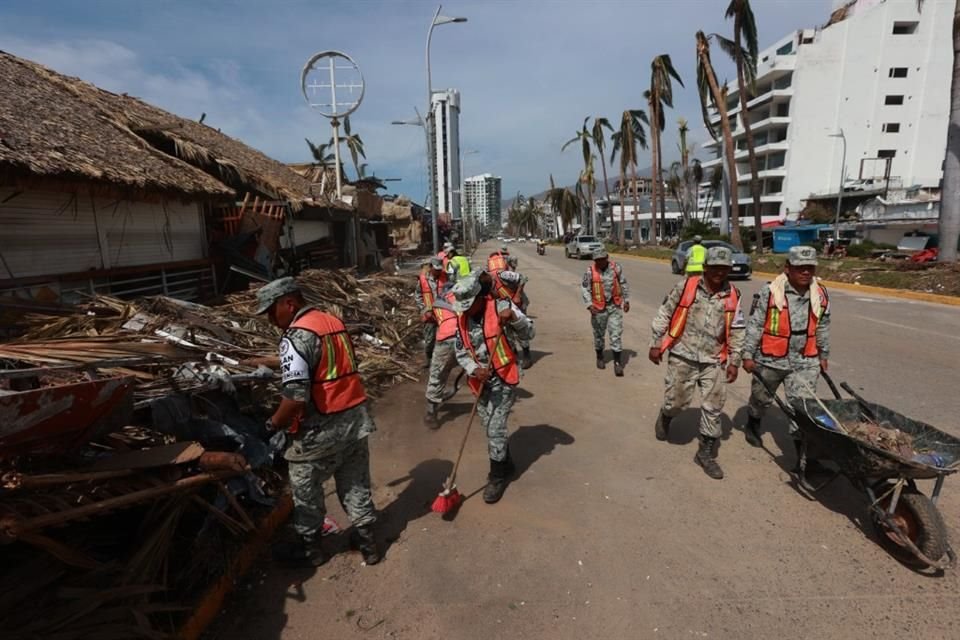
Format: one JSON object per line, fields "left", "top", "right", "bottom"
{"left": 751, "top": 370, "right": 796, "bottom": 419}
{"left": 839, "top": 380, "right": 879, "bottom": 422}
{"left": 820, "top": 370, "right": 843, "bottom": 400}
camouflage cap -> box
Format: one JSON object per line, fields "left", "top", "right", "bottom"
{"left": 593, "top": 248, "right": 609, "bottom": 260}
{"left": 451, "top": 275, "right": 482, "bottom": 313}
{"left": 788, "top": 245, "right": 819, "bottom": 266}
{"left": 429, "top": 256, "right": 444, "bottom": 269}
{"left": 704, "top": 246, "right": 733, "bottom": 267}
{"left": 693, "top": 235, "right": 703, "bottom": 243}
{"left": 498, "top": 270, "right": 522, "bottom": 287}
{"left": 442, "top": 241, "right": 454, "bottom": 251}
{"left": 500, "top": 244, "right": 509, "bottom": 252}
{"left": 255, "top": 277, "right": 300, "bottom": 314}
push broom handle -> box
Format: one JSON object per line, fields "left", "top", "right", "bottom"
{"left": 445, "top": 390, "right": 482, "bottom": 492}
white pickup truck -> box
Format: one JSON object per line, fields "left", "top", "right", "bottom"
{"left": 564, "top": 235, "right": 604, "bottom": 259}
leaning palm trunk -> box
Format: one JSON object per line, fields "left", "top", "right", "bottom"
{"left": 650, "top": 103, "right": 661, "bottom": 243}
{"left": 939, "top": 6, "right": 960, "bottom": 262}
{"left": 618, "top": 170, "right": 627, "bottom": 245}
{"left": 735, "top": 14, "right": 764, "bottom": 253}
{"left": 698, "top": 38, "right": 742, "bottom": 249}
{"left": 631, "top": 162, "right": 641, "bottom": 243}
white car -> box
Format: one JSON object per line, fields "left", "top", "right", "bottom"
{"left": 565, "top": 235, "right": 604, "bottom": 259}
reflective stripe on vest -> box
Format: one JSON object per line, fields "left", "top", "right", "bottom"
{"left": 419, "top": 273, "right": 446, "bottom": 322}
{"left": 487, "top": 252, "right": 508, "bottom": 273}
{"left": 686, "top": 244, "right": 706, "bottom": 273}
{"left": 492, "top": 271, "right": 522, "bottom": 306}
{"left": 433, "top": 294, "right": 459, "bottom": 341}
{"left": 289, "top": 310, "right": 367, "bottom": 415}
{"left": 760, "top": 286, "right": 829, "bottom": 358}
{"left": 456, "top": 298, "right": 520, "bottom": 395}
{"left": 590, "top": 262, "right": 622, "bottom": 311}
{"left": 659, "top": 276, "right": 740, "bottom": 362}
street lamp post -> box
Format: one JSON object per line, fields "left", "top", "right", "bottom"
{"left": 425, "top": 5, "right": 467, "bottom": 254}
{"left": 391, "top": 108, "right": 431, "bottom": 228}
{"left": 829, "top": 129, "right": 847, "bottom": 246}
{"left": 460, "top": 149, "right": 479, "bottom": 252}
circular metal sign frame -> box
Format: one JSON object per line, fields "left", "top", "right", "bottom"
{"left": 300, "top": 50, "right": 365, "bottom": 119}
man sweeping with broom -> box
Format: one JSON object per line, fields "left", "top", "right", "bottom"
{"left": 444, "top": 272, "right": 534, "bottom": 505}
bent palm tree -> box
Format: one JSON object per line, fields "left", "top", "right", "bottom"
{"left": 562, "top": 118, "right": 597, "bottom": 233}
{"left": 611, "top": 109, "right": 649, "bottom": 244}
{"left": 547, "top": 174, "right": 580, "bottom": 234}
{"left": 306, "top": 138, "right": 334, "bottom": 168}
{"left": 722, "top": 0, "right": 763, "bottom": 252}
{"left": 648, "top": 55, "right": 684, "bottom": 242}
{"left": 591, "top": 116, "right": 615, "bottom": 215}
{"left": 697, "top": 30, "right": 742, "bottom": 249}
{"left": 341, "top": 116, "right": 367, "bottom": 181}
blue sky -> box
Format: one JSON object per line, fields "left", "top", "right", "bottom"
{"left": 1, "top": 0, "right": 831, "bottom": 203}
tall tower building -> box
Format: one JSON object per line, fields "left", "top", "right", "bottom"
{"left": 463, "top": 173, "right": 502, "bottom": 228}
{"left": 430, "top": 89, "right": 461, "bottom": 220}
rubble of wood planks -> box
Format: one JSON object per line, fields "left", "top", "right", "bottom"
{"left": 0, "top": 268, "right": 422, "bottom": 639}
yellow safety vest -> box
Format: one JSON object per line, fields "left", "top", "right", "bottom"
{"left": 686, "top": 244, "right": 706, "bottom": 273}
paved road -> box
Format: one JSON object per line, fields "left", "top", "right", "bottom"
{"left": 211, "top": 243, "right": 960, "bottom": 640}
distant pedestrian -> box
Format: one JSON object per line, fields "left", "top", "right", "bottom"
{"left": 447, "top": 246, "right": 472, "bottom": 282}
{"left": 257, "top": 277, "right": 380, "bottom": 567}
{"left": 452, "top": 273, "right": 535, "bottom": 503}
{"left": 581, "top": 249, "right": 630, "bottom": 376}
{"left": 649, "top": 247, "right": 745, "bottom": 479}
{"left": 741, "top": 245, "right": 831, "bottom": 465}
{"left": 686, "top": 235, "right": 706, "bottom": 274}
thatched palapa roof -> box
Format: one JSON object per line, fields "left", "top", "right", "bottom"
{"left": 0, "top": 51, "right": 321, "bottom": 206}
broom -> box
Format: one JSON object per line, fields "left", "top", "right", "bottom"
{"left": 431, "top": 389, "right": 482, "bottom": 514}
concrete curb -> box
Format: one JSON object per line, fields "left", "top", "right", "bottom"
{"left": 177, "top": 494, "right": 293, "bottom": 640}
{"left": 610, "top": 251, "right": 960, "bottom": 307}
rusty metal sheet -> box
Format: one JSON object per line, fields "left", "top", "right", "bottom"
{"left": 0, "top": 377, "right": 134, "bottom": 459}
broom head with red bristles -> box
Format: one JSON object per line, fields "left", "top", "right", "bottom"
{"left": 431, "top": 482, "right": 462, "bottom": 514}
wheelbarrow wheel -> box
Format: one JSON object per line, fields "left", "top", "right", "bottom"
{"left": 872, "top": 489, "right": 949, "bottom": 567}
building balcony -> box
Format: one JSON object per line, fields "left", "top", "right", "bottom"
{"left": 711, "top": 88, "right": 794, "bottom": 123}
{"left": 736, "top": 167, "right": 787, "bottom": 183}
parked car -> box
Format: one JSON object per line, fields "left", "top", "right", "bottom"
{"left": 671, "top": 240, "right": 752, "bottom": 279}
{"left": 565, "top": 235, "right": 605, "bottom": 259}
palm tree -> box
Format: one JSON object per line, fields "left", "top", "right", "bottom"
{"left": 591, "top": 117, "right": 615, "bottom": 215}
{"left": 721, "top": 0, "right": 763, "bottom": 252}
{"left": 917, "top": 0, "right": 959, "bottom": 262}
{"left": 341, "top": 116, "right": 366, "bottom": 181}
{"left": 546, "top": 174, "right": 580, "bottom": 235}
{"left": 611, "top": 109, "right": 649, "bottom": 244}
{"left": 697, "top": 30, "right": 743, "bottom": 249}
{"left": 562, "top": 118, "right": 597, "bottom": 233}
{"left": 305, "top": 138, "right": 334, "bottom": 168}
{"left": 648, "top": 55, "right": 685, "bottom": 243}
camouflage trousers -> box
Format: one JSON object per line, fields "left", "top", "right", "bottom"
{"left": 422, "top": 322, "right": 437, "bottom": 356}
{"left": 425, "top": 338, "right": 458, "bottom": 404}
{"left": 517, "top": 293, "right": 531, "bottom": 350}
{"left": 661, "top": 354, "right": 726, "bottom": 439}
{"left": 748, "top": 363, "right": 820, "bottom": 435}
{"left": 591, "top": 306, "right": 623, "bottom": 351}
{"left": 288, "top": 436, "right": 376, "bottom": 540}
{"left": 478, "top": 383, "right": 517, "bottom": 462}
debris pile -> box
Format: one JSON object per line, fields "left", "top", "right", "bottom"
{"left": 848, "top": 421, "right": 917, "bottom": 459}
{"left": 0, "top": 269, "right": 420, "bottom": 638}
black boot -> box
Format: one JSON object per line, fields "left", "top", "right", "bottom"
{"left": 694, "top": 436, "right": 724, "bottom": 480}
{"left": 272, "top": 535, "right": 330, "bottom": 567}
{"left": 351, "top": 525, "right": 381, "bottom": 565}
{"left": 793, "top": 437, "right": 828, "bottom": 476}
{"left": 655, "top": 410, "right": 672, "bottom": 441}
{"left": 483, "top": 456, "right": 513, "bottom": 504}
{"left": 743, "top": 415, "right": 763, "bottom": 447}
{"left": 522, "top": 347, "right": 533, "bottom": 368}
{"left": 595, "top": 349, "right": 606, "bottom": 370}
{"left": 613, "top": 351, "right": 624, "bottom": 377}
{"left": 423, "top": 401, "right": 440, "bottom": 430}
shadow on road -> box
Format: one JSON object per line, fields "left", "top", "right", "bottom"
{"left": 528, "top": 349, "right": 553, "bottom": 366}
{"left": 381, "top": 458, "right": 454, "bottom": 553}
{"left": 509, "top": 424, "right": 576, "bottom": 479}
{"left": 663, "top": 408, "right": 735, "bottom": 446}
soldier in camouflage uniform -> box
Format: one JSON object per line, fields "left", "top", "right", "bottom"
{"left": 423, "top": 287, "right": 460, "bottom": 429}
{"left": 257, "top": 277, "right": 381, "bottom": 567}
{"left": 649, "top": 247, "right": 746, "bottom": 479}
{"left": 742, "top": 245, "right": 831, "bottom": 463}
{"left": 416, "top": 257, "right": 449, "bottom": 367}
{"left": 453, "top": 274, "right": 535, "bottom": 504}
{"left": 580, "top": 249, "right": 630, "bottom": 376}
{"left": 496, "top": 266, "right": 533, "bottom": 368}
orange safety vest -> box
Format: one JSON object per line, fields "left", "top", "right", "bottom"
{"left": 457, "top": 297, "right": 520, "bottom": 395}
{"left": 418, "top": 272, "right": 447, "bottom": 323}
{"left": 487, "top": 251, "right": 509, "bottom": 273}
{"left": 659, "top": 276, "right": 740, "bottom": 363}
{"left": 437, "top": 250, "right": 450, "bottom": 271}
{"left": 760, "top": 285, "right": 829, "bottom": 358}
{"left": 590, "top": 262, "right": 623, "bottom": 311}
{"left": 492, "top": 271, "right": 523, "bottom": 306}
{"left": 288, "top": 310, "right": 367, "bottom": 416}
{"left": 433, "top": 294, "right": 459, "bottom": 342}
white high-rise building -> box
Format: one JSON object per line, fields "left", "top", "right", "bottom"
{"left": 701, "top": 0, "right": 952, "bottom": 224}
{"left": 430, "top": 89, "right": 461, "bottom": 220}
{"left": 463, "top": 173, "right": 502, "bottom": 227}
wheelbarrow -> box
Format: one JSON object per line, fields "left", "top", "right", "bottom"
{"left": 757, "top": 371, "right": 959, "bottom": 571}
